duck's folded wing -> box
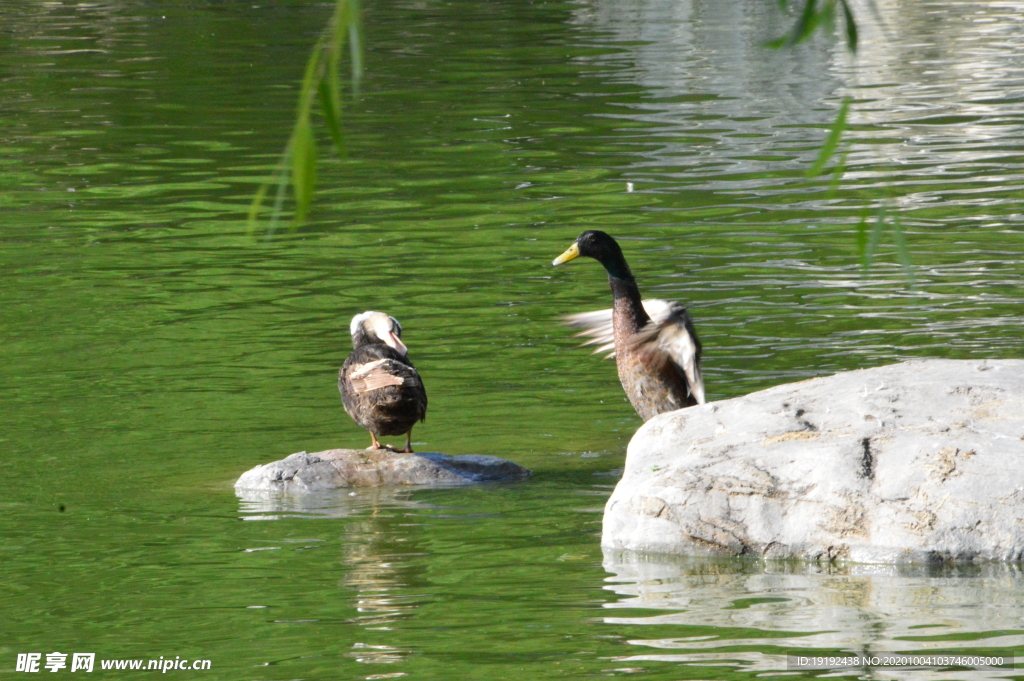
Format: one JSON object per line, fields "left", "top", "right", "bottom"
{"left": 347, "top": 358, "right": 421, "bottom": 393}
{"left": 630, "top": 302, "right": 705, "bottom": 404}
{"left": 562, "top": 299, "right": 673, "bottom": 358}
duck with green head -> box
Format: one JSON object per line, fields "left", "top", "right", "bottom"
{"left": 553, "top": 230, "right": 705, "bottom": 420}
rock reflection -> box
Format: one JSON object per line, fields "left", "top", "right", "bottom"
{"left": 236, "top": 486, "right": 441, "bottom": 521}
{"left": 237, "top": 487, "right": 435, "bottom": 667}
{"left": 603, "top": 549, "right": 1023, "bottom": 679}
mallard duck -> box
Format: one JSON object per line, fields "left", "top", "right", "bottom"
{"left": 553, "top": 230, "right": 705, "bottom": 420}
{"left": 339, "top": 311, "right": 427, "bottom": 452}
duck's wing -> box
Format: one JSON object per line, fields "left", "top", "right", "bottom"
{"left": 629, "top": 302, "right": 705, "bottom": 405}
{"left": 562, "top": 299, "right": 674, "bottom": 358}
{"left": 339, "top": 345, "right": 427, "bottom": 422}
{"left": 347, "top": 358, "right": 411, "bottom": 392}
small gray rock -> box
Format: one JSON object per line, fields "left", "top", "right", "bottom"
{"left": 235, "top": 448, "right": 531, "bottom": 493}
{"left": 603, "top": 359, "right": 1024, "bottom": 563}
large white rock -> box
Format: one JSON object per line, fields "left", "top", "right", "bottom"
{"left": 603, "top": 359, "right": 1024, "bottom": 563}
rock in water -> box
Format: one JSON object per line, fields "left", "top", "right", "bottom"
{"left": 602, "top": 359, "right": 1024, "bottom": 563}
{"left": 235, "top": 448, "right": 531, "bottom": 493}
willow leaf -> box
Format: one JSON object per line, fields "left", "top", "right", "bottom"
{"left": 295, "top": 42, "right": 322, "bottom": 122}
{"left": 790, "top": 0, "right": 821, "bottom": 46}
{"left": 318, "top": 79, "right": 345, "bottom": 155}
{"left": 807, "top": 96, "right": 851, "bottom": 177}
{"left": 249, "top": 0, "right": 362, "bottom": 232}
{"left": 290, "top": 120, "right": 317, "bottom": 224}
{"left": 829, "top": 149, "right": 848, "bottom": 193}
{"left": 247, "top": 183, "right": 269, "bottom": 234}
{"left": 840, "top": 0, "right": 858, "bottom": 52}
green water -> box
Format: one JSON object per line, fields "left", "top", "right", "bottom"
{"left": 3, "top": 0, "right": 1023, "bottom": 679}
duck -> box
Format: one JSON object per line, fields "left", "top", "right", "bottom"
{"left": 339, "top": 311, "right": 428, "bottom": 453}
{"left": 552, "top": 230, "right": 705, "bottom": 421}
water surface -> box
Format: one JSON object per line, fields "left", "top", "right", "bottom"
{"left": 2, "top": 0, "right": 1023, "bottom": 678}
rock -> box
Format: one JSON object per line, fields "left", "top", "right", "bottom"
{"left": 602, "top": 359, "right": 1024, "bottom": 563}
{"left": 234, "top": 448, "right": 531, "bottom": 493}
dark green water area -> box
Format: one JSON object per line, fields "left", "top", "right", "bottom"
{"left": 3, "top": 0, "right": 1024, "bottom": 678}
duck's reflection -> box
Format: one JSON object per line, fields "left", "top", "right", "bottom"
{"left": 603, "top": 549, "right": 1023, "bottom": 679}
{"left": 237, "top": 487, "right": 440, "bottom": 668}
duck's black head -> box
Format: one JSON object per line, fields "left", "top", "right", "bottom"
{"left": 552, "top": 230, "right": 632, "bottom": 280}
{"left": 349, "top": 311, "right": 408, "bottom": 356}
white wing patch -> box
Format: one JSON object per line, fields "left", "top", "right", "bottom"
{"left": 562, "top": 299, "right": 672, "bottom": 358}
{"left": 563, "top": 298, "right": 706, "bottom": 405}
{"left": 655, "top": 314, "right": 705, "bottom": 404}
{"left": 348, "top": 359, "right": 406, "bottom": 393}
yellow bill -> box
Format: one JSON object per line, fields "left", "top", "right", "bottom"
{"left": 552, "top": 242, "right": 580, "bottom": 266}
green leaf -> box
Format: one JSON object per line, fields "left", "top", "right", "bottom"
{"left": 807, "top": 96, "right": 851, "bottom": 177}
{"left": 818, "top": 0, "right": 836, "bottom": 31}
{"left": 295, "top": 37, "right": 323, "bottom": 122}
{"left": 318, "top": 0, "right": 347, "bottom": 155}
{"left": 290, "top": 120, "right": 317, "bottom": 224}
{"left": 318, "top": 79, "right": 345, "bottom": 155}
{"left": 248, "top": 0, "right": 363, "bottom": 234}
{"left": 840, "top": 0, "right": 858, "bottom": 52}
{"left": 828, "top": 149, "right": 848, "bottom": 193}
{"left": 789, "top": 0, "right": 821, "bottom": 46}
{"left": 247, "top": 183, "right": 269, "bottom": 235}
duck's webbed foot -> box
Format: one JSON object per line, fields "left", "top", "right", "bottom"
{"left": 399, "top": 430, "right": 414, "bottom": 454}
{"left": 367, "top": 433, "right": 409, "bottom": 453}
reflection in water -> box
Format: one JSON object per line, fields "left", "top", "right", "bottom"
{"left": 5, "top": 0, "right": 1024, "bottom": 678}
{"left": 341, "top": 513, "right": 420, "bottom": 634}
{"left": 571, "top": 0, "right": 842, "bottom": 185}
{"left": 236, "top": 486, "right": 443, "bottom": 521}
{"left": 603, "top": 549, "right": 1024, "bottom": 679}
{"left": 572, "top": 0, "right": 1024, "bottom": 180}
{"left": 237, "top": 488, "right": 433, "bottom": 668}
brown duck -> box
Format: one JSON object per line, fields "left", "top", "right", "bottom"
{"left": 553, "top": 230, "right": 705, "bottom": 420}
{"left": 339, "top": 311, "right": 427, "bottom": 452}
